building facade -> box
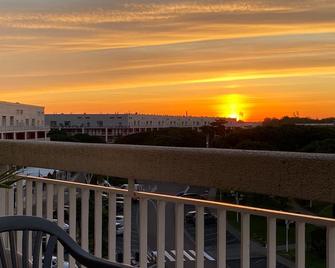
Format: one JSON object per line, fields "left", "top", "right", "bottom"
{"left": 0, "top": 101, "right": 49, "bottom": 140}
{"left": 46, "top": 113, "right": 258, "bottom": 143}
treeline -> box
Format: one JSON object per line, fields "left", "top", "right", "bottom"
{"left": 48, "top": 129, "right": 104, "bottom": 143}
{"left": 115, "top": 128, "right": 205, "bottom": 147}
{"left": 263, "top": 116, "right": 335, "bottom": 125}
{"left": 215, "top": 125, "right": 335, "bottom": 153}
{"left": 116, "top": 117, "right": 335, "bottom": 153}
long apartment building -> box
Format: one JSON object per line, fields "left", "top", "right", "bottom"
{"left": 0, "top": 101, "right": 49, "bottom": 141}
{"left": 46, "top": 113, "right": 258, "bottom": 143}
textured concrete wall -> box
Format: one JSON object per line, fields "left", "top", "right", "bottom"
{"left": 0, "top": 140, "right": 334, "bottom": 202}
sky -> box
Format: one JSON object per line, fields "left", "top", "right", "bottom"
{"left": 0, "top": 0, "right": 334, "bottom": 121}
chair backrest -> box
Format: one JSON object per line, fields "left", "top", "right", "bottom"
{"left": 0, "top": 216, "right": 130, "bottom": 268}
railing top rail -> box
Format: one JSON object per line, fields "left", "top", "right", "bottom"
{"left": 0, "top": 126, "right": 50, "bottom": 132}
{"left": 1, "top": 140, "right": 335, "bottom": 202}
{"left": 21, "top": 175, "right": 335, "bottom": 226}
{"left": 20, "top": 175, "right": 129, "bottom": 194}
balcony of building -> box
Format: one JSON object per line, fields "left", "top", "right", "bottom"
{"left": 0, "top": 140, "right": 334, "bottom": 268}
{"left": 0, "top": 126, "right": 50, "bottom": 141}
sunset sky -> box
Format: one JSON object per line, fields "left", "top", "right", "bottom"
{"left": 0, "top": 0, "right": 334, "bottom": 121}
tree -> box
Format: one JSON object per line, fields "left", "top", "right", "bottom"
{"left": 200, "top": 119, "right": 227, "bottom": 148}
{"left": 0, "top": 167, "right": 21, "bottom": 188}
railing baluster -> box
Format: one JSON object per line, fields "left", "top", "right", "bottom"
{"left": 0, "top": 188, "right": 7, "bottom": 248}
{"left": 46, "top": 184, "right": 54, "bottom": 220}
{"left": 26, "top": 180, "right": 33, "bottom": 216}
{"left": 16, "top": 180, "right": 23, "bottom": 254}
{"left": 94, "top": 190, "right": 102, "bottom": 258}
{"left": 295, "top": 222, "right": 305, "bottom": 268}
{"left": 16, "top": 180, "right": 24, "bottom": 215}
{"left": 217, "top": 209, "right": 226, "bottom": 268}
{"left": 36, "top": 182, "right": 43, "bottom": 217}
{"left": 35, "top": 182, "right": 43, "bottom": 268}
{"left": 57, "top": 185, "right": 65, "bottom": 268}
{"left": 140, "top": 198, "right": 148, "bottom": 268}
{"left": 26, "top": 180, "right": 33, "bottom": 259}
{"left": 7, "top": 188, "right": 14, "bottom": 250}
{"left": 157, "top": 200, "right": 166, "bottom": 268}
{"left": 267, "top": 217, "right": 276, "bottom": 268}
{"left": 81, "top": 189, "right": 90, "bottom": 252}
{"left": 175, "top": 203, "right": 184, "bottom": 268}
{"left": 8, "top": 188, "right": 14, "bottom": 216}
{"left": 46, "top": 182, "right": 54, "bottom": 257}
{"left": 123, "top": 195, "right": 132, "bottom": 265}
{"left": 69, "top": 187, "right": 77, "bottom": 268}
{"left": 196, "top": 206, "right": 204, "bottom": 268}
{"left": 108, "top": 193, "right": 116, "bottom": 262}
{"left": 327, "top": 226, "right": 335, "bottom": 268}
{"left": 0, "top": 188, "right": 6, "bottom": 217}
{"left": 241, "top": 213, "right": 250, "bottom": 268}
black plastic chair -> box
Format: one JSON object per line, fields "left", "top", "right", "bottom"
{"left": 0, "top": 216, "right": 131, "bottom": 268}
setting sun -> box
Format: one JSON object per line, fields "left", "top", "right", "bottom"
{"left": 217, "top": 94, "right": 249, "bottom": 121}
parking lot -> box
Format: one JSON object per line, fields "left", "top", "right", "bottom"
{"left": 113, "top": 181, "right": 291, "bottom": 267}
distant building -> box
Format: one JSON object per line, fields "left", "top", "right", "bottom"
{"left": 0, "top": 101, "right": 49, "bottom": 141}
{"left": 46, "top": 113, "right": 258, "bottom": 143}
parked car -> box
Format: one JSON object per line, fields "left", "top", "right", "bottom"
{"left": 116, "top": 215, "right": 124, "bottom": 225}
{"left": 42, "top": 256, "right": 71, "bottom": 268}
{"left": 120, "top": 184, "right": 143, "bottom": 191}
{"left": 185, "top": 211, "right": 216, "bottom": 224}
{"left": 51, "top": 219, "right": 70, "bottom": 232}
{"left": 177, "top": 192, "right": 205, "bottom": 200}
{"left": 116, "top": 222, "right": 124, "bottom": 235}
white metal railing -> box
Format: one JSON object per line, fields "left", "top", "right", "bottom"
{"left": 0, "top": 175, "right": 335, "bottom": 268}
{"left": 0, "top": 141, "right": 335, "bottom": 267}
{"left": 0, "top": 125, "right": 50, "bottom": 132}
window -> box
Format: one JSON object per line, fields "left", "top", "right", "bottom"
{"left": 64, "top": 121, "right": 71, "bottom": 127}
{"left": 32, "top": 119, "right": 36, "bottom": 126}
{"left": 25, "top": 119, "right": 29, "bottom": 126}
{"left": 10, "top": 116, "right": 14, "bottom": 126}
{"left": 97, "top": 121, "right": 104, "bottom": 127}
{"left": 50, "top": 121, "right": 57, "bottom": 127}
{"left": 2, "top": 116, "right": 6, "bottom": 127}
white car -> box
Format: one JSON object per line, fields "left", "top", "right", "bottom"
{"left": 116, "top": 222, "right": 124, "bottom": 235}
{"left": 116, "top": 215, "right": 124, "bottom": 225}
{"left": 42, "top": 256, "right": 71, "bottom": 268}
{"left": 116, "top": 196, "right": 124, "bottom": 202}
{"left": 51, "top": 219, "right": 69, "bottom": 232}
{"left": 120, "top": 184, "right": 143, "bottom": 191}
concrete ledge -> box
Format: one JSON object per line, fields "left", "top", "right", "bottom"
{"left": 0, "top": 140, "right": 335, "bottom": 202}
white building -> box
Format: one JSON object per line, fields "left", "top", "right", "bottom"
{"left": 0, "top": 101, "right": 49, "bottom": 141}
{"left": 46, "top": 113, "right": 258, "bottom": 143}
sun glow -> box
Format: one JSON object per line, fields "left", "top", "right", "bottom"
{"left": 217, "top": 94, "right": 248, "bottom": 121}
